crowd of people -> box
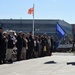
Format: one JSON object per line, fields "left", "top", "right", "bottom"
{"left": 0, "top": 27, "right": 54, "bottom": 64}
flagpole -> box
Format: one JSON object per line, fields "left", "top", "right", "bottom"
{"left": 33, "top": 4, "right": 34, "bottom": 39}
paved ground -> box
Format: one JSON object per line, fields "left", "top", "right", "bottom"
{"left": 0, "top": 52, "right": 75, "bottom": 75}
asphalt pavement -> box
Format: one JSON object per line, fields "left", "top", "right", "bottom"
{"left": 0, "top": 52, "right": 75, "bottom": 75}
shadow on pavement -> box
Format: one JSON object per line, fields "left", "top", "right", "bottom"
{"left": 44, "top": 61, "right": 57, "bottom": 64}
{"left": 67, "top": 62, "right": 75, "bottom": 65}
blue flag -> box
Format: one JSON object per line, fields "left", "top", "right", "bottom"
{"left": 55, "top": 23, "right": 66, "bottom": 48}
{"left": 56, "top": 23, "right": 66, "bottom": 40}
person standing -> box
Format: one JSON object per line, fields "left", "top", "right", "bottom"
{"left": 21, "top": 33, "right": 26, "bottom": 60}
{"left": 34, "top": 36, "right": 39, "bottom": 58}
{"left": 28, "top": 32, "right": 34, "bottom": 59}
{"left": 50, "top": 36, "right": 54, "bottom": 56}
{"left": 41, "top": 34, "right": 48, "bottom": 57}
{"left": 0, "top": 27, "right": 6, "bottom": 64}
{"left": 26, "top": 33, "right": 30, "bottom": 59}
{"left": 6, "top": 30, "right": 15, "bottom": 63}
{"left": 47, "top": 36, "right": 51, "bottom": 56}
{"left": 16, "top": 31, "right": 23, "bottom": 61}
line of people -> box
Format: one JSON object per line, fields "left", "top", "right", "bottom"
{"left": 0, "top": 27, "right": 54, "bottom": 64}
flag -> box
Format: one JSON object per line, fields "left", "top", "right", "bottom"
{"left": 56, "top": 23, "right": 66, "bottom": 40}
{"left": 55, "top": 23, "right": 66, "bottom": 48}
{"left": 28, "top": 4, "right": 34, "bottom": 39}
{"left": 28, "top": 8, "right": 34, "bottom": 14}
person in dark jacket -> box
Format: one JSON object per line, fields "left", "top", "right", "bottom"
{"left": 6, "top": 30, "right": 15, "bottom": 63}
{"left": 41, "top": 34, "right": 48, "bottom": 57}
{"left": 21, "top": 33, "right": 26, "bottom": 60}
{"left": 0, "top": 27, "right": 6, "bottom": 64}
{"left": 26, "top": 33, "right": 29, "bottom": 59}
{"left": 50, "top": 36, "right": 54, "bottom": 56}
{"left": 16, "top": 31, "right": 23, "bottom": 61}
{"left": 34, "top": 36, "right": 39, "bottom": 58}
{"left": 28, "top": 32, "right": 34, "bottom": 59}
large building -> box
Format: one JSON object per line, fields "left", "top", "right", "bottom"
{"left": 0, "top": 19, "right": 73, "bottom": 43}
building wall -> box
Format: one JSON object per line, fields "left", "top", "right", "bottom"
{"left": 0, "top": 19, "right": 58, "bottom": 34}
{"left": 71, "top": 24, "right": 75, "bottom": 38}
{"left": 0, "top": 19, "right": 73, "bottom": 42}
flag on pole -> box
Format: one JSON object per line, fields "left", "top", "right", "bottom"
{"left": 28, "top": 8, "right": 34, "bottom": 14}
{"left": 56, "top": 23, "right": 66, "bottom": 40}
{"left": 28, "top": 4, "right": 34, "bottom": 39}
{"left": 55, "top": 23, "right": 66, "bottom": 48}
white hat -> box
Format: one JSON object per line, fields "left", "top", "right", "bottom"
{"left": 9, "top": 30, "right": 13, "bottom": 32}
{"left": 19, "top": 31, "right": 23, "bottom": 33}
{"left": 3, "top": 31, "right": 7, "bottom": 34}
